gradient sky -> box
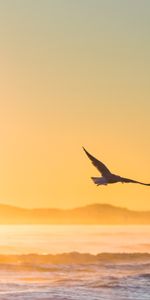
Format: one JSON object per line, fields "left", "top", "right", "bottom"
{"left": 0, "top": 0, "right": 150, "bottom": 210}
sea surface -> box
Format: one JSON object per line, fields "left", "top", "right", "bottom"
{"left": 0, "top": 225, "right": 150, "bottom": 299}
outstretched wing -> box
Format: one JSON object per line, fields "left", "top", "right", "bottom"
{"left": 120, "top": 177, "right": 150, "bottom": 186}
{"left": 83, "top": 147, "right": 111, "bottom": 176}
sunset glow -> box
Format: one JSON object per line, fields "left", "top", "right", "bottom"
{"left": 0, "top": 1, "right": 150, "bottom": 210}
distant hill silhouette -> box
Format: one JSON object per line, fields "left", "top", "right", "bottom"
{"left": 0, "top": 203, "right": 150, "bottom": 224}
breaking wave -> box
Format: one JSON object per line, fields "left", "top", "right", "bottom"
{"left": 0, "top": 252, "right": 150, "bottom": 267}
{"left": 0, "top": 252, "right": 150, "bottom": 300}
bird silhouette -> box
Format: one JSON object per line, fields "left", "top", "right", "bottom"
{"left": 83, "top": 147, "right": 150, "bottom": 186}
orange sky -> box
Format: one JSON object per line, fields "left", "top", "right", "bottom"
{"left": 0, "top": 1, "right": 150, "bottom": 210}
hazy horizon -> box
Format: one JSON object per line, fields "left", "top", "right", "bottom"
{"left": 0, "top": 201, "right": 150, "bottom": 212}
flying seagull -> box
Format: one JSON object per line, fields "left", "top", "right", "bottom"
{"left": 83, "top": 147, "right": 150, "bottom": 186}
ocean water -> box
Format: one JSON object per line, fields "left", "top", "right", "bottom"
{"left": 0, "top": 225, "right": 149, "bottom": 299}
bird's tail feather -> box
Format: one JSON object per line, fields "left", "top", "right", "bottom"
{"left": 91, "top": 177, "right": 107, "bottom": 186}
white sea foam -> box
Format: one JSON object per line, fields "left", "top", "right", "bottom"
{"left": 0, "top": 254, "right": 150, "bottom": 300}
{"left": 0, "top": 225, "right": 149, "bottom": 299}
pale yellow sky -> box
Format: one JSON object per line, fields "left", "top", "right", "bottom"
{"left": 0, "top": 1, "right": 150, "bottom": 210}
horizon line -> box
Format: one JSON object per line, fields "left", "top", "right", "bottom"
{"left": 0, "top": 202, "right": 149, "bottom": 213}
